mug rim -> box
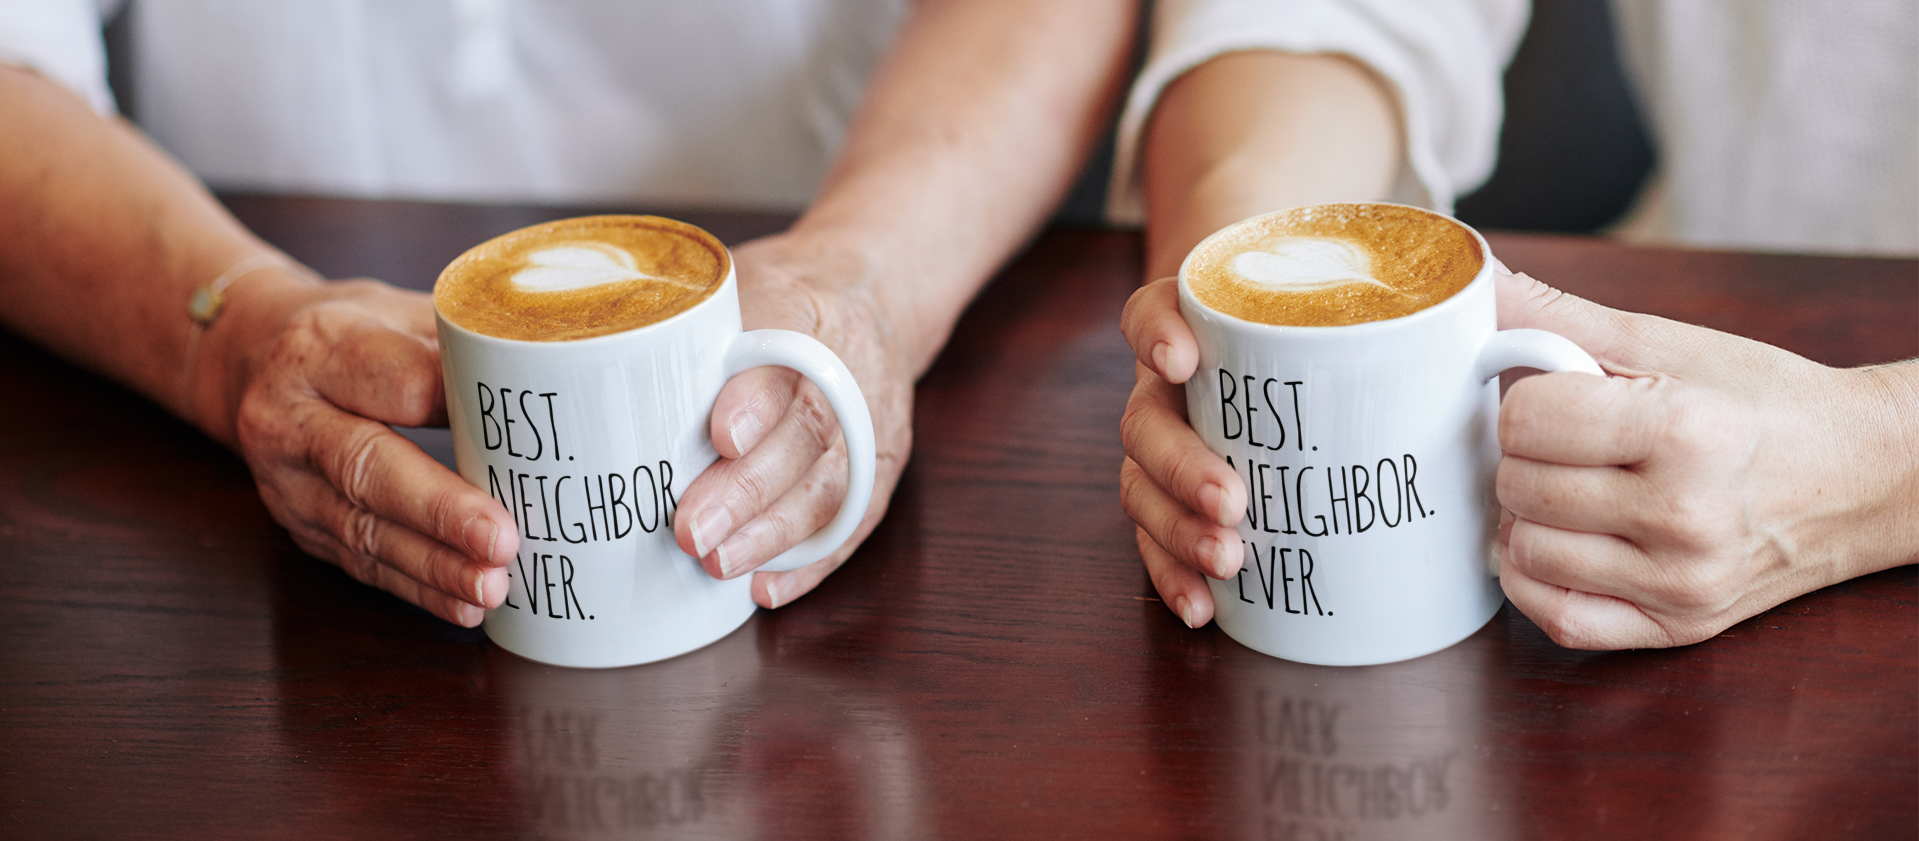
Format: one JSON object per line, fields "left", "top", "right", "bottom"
{"left": 1176, "top": 201, "right": 1492, "bottom": 337}
{"left": 432, "top": 214, "right": 737, "bottom": 348}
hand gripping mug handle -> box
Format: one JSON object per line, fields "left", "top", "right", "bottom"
{"left": 1473, "top": 328, "right": 1605, "bottom": 383}
{"left": 719, "top": 330, "right": 877, "bottom": 573}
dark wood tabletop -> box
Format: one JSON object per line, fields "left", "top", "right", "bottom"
{"left": 3, "top": 196, "right": 1914, "bottom": 840}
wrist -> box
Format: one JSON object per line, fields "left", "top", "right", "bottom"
{"left": 735, "top": 225, "right": 948, "bottom": 375}
{"left": 1852, "top": 361, "right": 1919, "bottom": 574}
{"left": 185, "top": 261, "right": 326, "bottom": 446}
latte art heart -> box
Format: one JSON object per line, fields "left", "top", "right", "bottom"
{"left": 435, "top": 215, "right": 729, "bottom": 341}
{"left": 1184, "top": 204, "right": 1482, "bottom": 326}
{"left": 1230, "top": 237, "right": 1398, "bottom": 294}
{"left": 513, "top": 243, "right": 703, "bottom": 293}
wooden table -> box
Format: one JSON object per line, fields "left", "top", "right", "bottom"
{"left": 3, "top": 197, "right": 1913, "bottom": 840}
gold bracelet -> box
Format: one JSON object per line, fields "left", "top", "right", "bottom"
{"left": 180, "top": 253, "right": 294, "bottom": 417}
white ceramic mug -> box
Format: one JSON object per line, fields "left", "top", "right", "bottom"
{"left": 1181, "top": 205, "right": 1602, "bottom": 666}
{"left": 437, "top": 238, "right": 875, "bottom": 669}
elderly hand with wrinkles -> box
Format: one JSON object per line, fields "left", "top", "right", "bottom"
{"left": 669, "top": 234, "right": 915, "bottom": 610}
{"left": 225, "top": 247, "right": 914, "bottom": 627}
{"left": 0, "top": 0, "right": 1136, "bottom": 626}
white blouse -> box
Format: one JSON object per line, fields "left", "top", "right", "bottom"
{"left": 0, "top": 0, "right": 908, "bottom": 209}
{"left": 2, "top": 0, "right": 1517, "bottom": 223}
{"left": 1106, "top": 0, "right": 1528, "bottom": 223}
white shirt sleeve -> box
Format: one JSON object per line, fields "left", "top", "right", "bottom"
{"left": 1106, "top": 0, "right": 1528, "bottom": 225}
{"left": 0, "top": 0, "right": 116, "bottom": 113}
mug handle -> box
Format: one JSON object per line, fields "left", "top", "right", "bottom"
{"left": 1473, "top": 328, "right": 1605, "bottom": 382}
{"left": 719, "top": 330, "right": 878, "bottom": 573}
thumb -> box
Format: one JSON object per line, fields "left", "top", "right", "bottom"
{"left": 1493, "top": 263, "right": 1632, "bottom": 370}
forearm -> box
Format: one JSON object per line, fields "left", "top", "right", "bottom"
{"left": 0, "top": 65, "right": 317, "bottom": 444}
{"left": 1141, "top": 51, "right": 1402, "bottom": 282}
{"left": 787, "top": 0, "right": 1137, "bottom": 375}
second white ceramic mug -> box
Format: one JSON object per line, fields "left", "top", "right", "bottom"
{"left": 437, "top": 226, "right": 875, "bottom": 668}
{"left": 1181, "top": 204, "right": 1602, "bottom": 666}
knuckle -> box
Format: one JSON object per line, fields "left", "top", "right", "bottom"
{"left": 1657, "top": 560, "right": 1740, "bottom": 615}
{"left": 787, "top": 387, "right": 840, "bottom": 451}
{"left": 1497, "top": 385, "right": 1544, "bottom": 448}
{"left": 1525, "top": 599, "right": 1613, "bottom": 650}
{"left": 1493, "top": 461, "right": 1551, "bottom": 522}
{"left": 421, "top": 545, "right": 467, "bottom": 597}
{"left": 1118, "top": 458, "right": 1146, "bottom": 501}
{"left": 425, "top": 492, "right": 465, "bottom": 554}
{"left": 1500, "top": 525, "right": 1540, "bottom": 576}
{"left": 1150, "top": 496, "right": 1198, "bottom": 553}
{"left": 339, "top": 503, "right": 384, "bottom": 560}
{"left": 1522, "top": 283, "right": 1590, "bottom": 325}
{"left": 731, "top": 461, "right": 782, "bottom": 510}
{"left": 767, "top": 503, "right": 816, "bottom": 546}
{"left": 791, "top": 448, "right": 849, "bottom": 516}
{"left": 1492, "top": 460, "right": 1526, "bottom": 509}
{"left": 1637, "top": 488, "right": 1724, "bottom": 552}
{"left": 1118, "top": 404, "right": 1158, "bottom": 457}
{"left": 1136, "top": 528, "right": 1183, "bottom": 586}
{"left": 1148, "top": 558, "right": 1187, "bottom": 603}
{"left": 1162, "top": 446, "right": 1218, "bottom": 502}
{"left": 1119, "top": 393, "right": 1152, "bottom": 443}
{"left": 1539, "top": 615, "right": 1601, "bottom": 650}
{"left": 1646, "top": 385, "right": 1747, "bottom": 464}
{"left": 328, "top": 542, "right": 384, "bottom": 589}
{"left": 1655, "top": 396, "right": 1717, "bottom": 452}
{"left": 1120, "top": 385, "right": 1181, "bottom": 448}
{"left": 878, "top": 425, "right": 911, "bottom": 474}
{"left": 1116, "top": 459, "right": 1182, "bottom": 542}
{"left": 325, "top": 424, "right": 385, "bottom": 510}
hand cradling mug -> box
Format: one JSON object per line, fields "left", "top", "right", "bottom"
{"left": 1180, "top": 203, "right": 1603, "bottom": 666}
{"left": 434, "top": 215, "right": 876, "bottom": 668}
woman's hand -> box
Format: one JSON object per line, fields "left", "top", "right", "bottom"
{"left": 1118, "top": 276, "right": 1248, "bottom": 630}
{"left": 670, "top": 234, "right": 916, "bottom": 609}
{"left": 229, "top": 278, "right": 518, "bottom": 627}
{"left": 1493, "top": 268, "right": 1919, "bottom": 649}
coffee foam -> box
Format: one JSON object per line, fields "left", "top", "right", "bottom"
{"left": 435, "top": 216, "right": 728, "bottom": 342}
{"left": 1185, "top": 204, "right": 1482, "bottom": 327}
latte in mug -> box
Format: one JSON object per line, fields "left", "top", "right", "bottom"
{"left": 1178, "top": 202, "right": 1603, "bottom": 666}
{"left": 432, "top": 214, "right": 878, "bottom": 668}
{"left": 434, "top": 215, "right": 729, "bottom": 342}
{"left": 1182, "top": 203, "right": 1482, "bottom": 327}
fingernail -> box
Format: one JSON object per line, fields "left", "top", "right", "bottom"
{"left": 1199, "top": 483, "right": 1234, "bottom": 527}
{"left": 730, "top": 412, "right": 765, "bottom": 454}
{"left": 715, "top": 541, "right": 737, "bottom": 579}
{"left": 764, "top": 578, "right": 782, "bottom": 609}
{"left": 478, "top": 567, "right": 507, "bottom": 607}
{"left": 1151, "top": 341, "right": 1173, "bottom": 375}
{"left": 462, "top": 517, "right": 498, "bottom": 562}
{"left": 692, "top": 506, "right": 731, "bottom": 559}
{"left": 1197, "top": 535, "right": 1229, "bottom": 579}
{"left": 456, "top": 603, "right": 485, "bottom": 628}
{"left": 1176, "top": 595, "right": 1198, "bottom": 629}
